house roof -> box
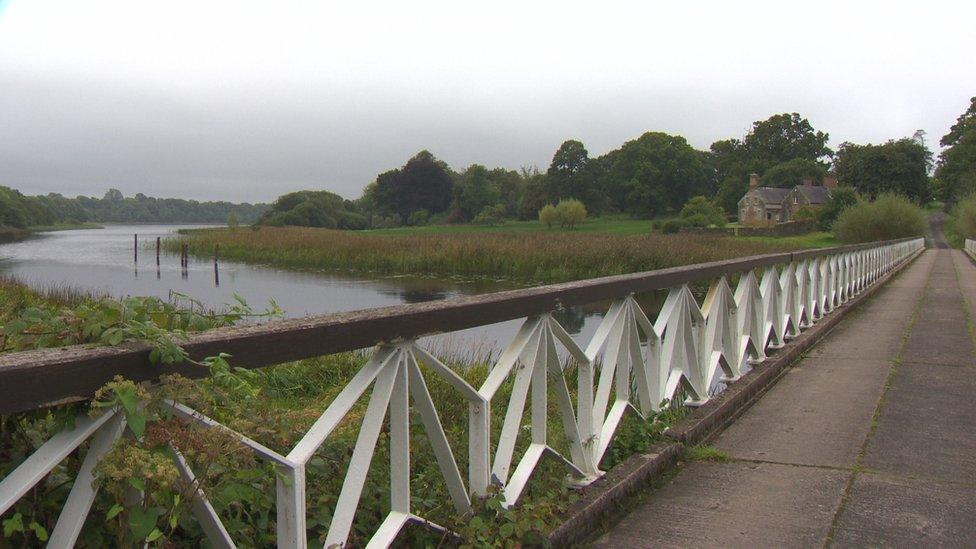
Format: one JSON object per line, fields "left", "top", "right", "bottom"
{"left": 750, "top": 187, "right": 790, "bottom": 203}
{"left": 796, "top": 185, "right": 831, "bottom": 204}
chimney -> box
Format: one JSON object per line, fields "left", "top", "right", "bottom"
{"left": 823, "top": 175, "right": 838, "bottom": 189}
{"left": 802, "top": 176, "right": 814, "bottom": 187}
{"left": 749, "top": 173, "right": 760, "bottom": 189}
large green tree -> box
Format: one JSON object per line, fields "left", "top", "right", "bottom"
{"left": 709, "top": 113, "right": 832, "bottom": 211}
{"left": 598, "top": 132, "right": 714, "bottom": 217}
{"left": 743, "top": 112, "right": 833, "bottom": 171}
{"left": 259, "top": 190, "right": 367, "bottom": 229}
{"left": 935, "top": 96, "right": 976, "bottom": 201}
{"left": 760, "top": 158, "right": 827, "bottom": 188}
{"left": 543, "top": 139, "right": 607, "bottom": 212}
{"left": 453, "top": 165, "right": 502, "bottom": 221}
{"left": 371, "top": 150, "right": 455, "bottom": 220}
{"left": 833, "top": 138, "right": 931, "bottom": 201}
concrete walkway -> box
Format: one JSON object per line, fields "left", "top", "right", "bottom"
{"left": 595, "top": 249, "right": 976, "bottom": 548}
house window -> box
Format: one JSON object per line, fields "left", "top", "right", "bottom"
{"left": 794, "top": 195, "right": 798, "bottom": 204}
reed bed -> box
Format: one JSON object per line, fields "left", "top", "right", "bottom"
{"left": 167, "top": 226, "right": 801, "bottom": 284}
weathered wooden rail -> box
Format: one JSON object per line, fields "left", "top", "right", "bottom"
{"left": 0, "top": 237, "right": 924, "bottom": 547}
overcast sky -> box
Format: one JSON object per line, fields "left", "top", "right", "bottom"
{"left": 1, "top": 0, "right": 974, "bottom": 203}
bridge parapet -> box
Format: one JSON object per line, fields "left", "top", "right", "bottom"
{"left": 0, "top": 237, "right": 924, "bottom": 547}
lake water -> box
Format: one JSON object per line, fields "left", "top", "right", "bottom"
{"left": 0, "top": 224, "right": 639, "bottom": 358}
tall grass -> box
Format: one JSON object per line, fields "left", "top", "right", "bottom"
{"left": 167, "top": 227, "right": 806, "bottom": 284}
{"left": 832, "top": 193, "right": 926, "bottom": 244}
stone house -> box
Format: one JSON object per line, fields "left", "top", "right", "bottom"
{"left": 738, "top": 174, "right": 790, "bottom": 227}
{"left": 783, "top": 177, "right": 835, "bottom": 219}
{"left": 738, "top": 174, "right": 837, "bottom": 227}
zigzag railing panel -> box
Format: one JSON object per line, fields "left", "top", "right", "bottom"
{"left": 0, "top": 238, "right": 924, "bottom": 547}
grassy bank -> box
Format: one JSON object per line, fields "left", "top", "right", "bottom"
{"left": 0, "top": 226, "right": 29, "bottom": 243}
{"left": 28, "top": 222, "right": 104, "bottom": 232}
{"left": 166, "top": 226, "right": 822, "bottom": 284}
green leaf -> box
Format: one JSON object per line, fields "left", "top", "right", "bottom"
{"left": 146, "top": 528, "right": 163, "bottom": 542}
{"left": 116, "top": 385, "right": 138, "bottom": 416}
{"left": 128, "top": 507, "right": 159, "bottom": 541}
{"left": 128, "top": 477, "right": 146, "bottom": 492}
{"left": 499, "top": 522, "right": 515, "bottom": 539}
{"left": 126, "top": 410, "right": 147, "bottom": 438}
{"left": 3, "top": 513, "right": 24, "bottom": 537}
{"left": 106, "top": 503, "right": 125, "bottom": 520}
{"left": 29, "top": 522, "right": 48, "bottom": 542}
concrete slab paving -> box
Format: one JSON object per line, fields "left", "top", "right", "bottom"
{"left": 714, "top": 358, "right": 892, "bottom": 468}
{"left": 862, "top": 361, "right": 976, "bottom": 479}
{"left": 592, "top": 461, "right": 849, "bottom": 549}
{"left": 806, "top": 327, "right": 904, "bottom": 360}
{"left": 830, "top": 475, "right": 976, "bottom": 548}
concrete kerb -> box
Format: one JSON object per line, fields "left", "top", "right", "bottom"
{"left": 546, "top": 247, "right": 925, "bottom": 547}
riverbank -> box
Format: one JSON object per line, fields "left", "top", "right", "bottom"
{"left": 0, "top": 226, "right": 29, "bottom": 243}
{"left": 28, "top": 222, "right": 104, "bottom": 232}
{"left": 166, "top": 226, "right": 822, "bottom": 284}
{"left": 0, "top": 221, "right": 103, "bottom": 244}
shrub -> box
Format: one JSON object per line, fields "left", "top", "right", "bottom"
{"left": 538, "top": 204, "right": 559, "bottom": 229}
{"left": 951, "top": 194, "right": 976, "bottom": 239}
{"left": 555, "top": 199, "right": 587, "bottom": 229}
{"left": 833, "top": 193, "right": 926, "bottom": 243}
{"left": 793, "top": 206, "right": 817, "bottom": 221}
{"left": 661, "top": 219, "right": 687, "bottom": 234}
{"left": 818, "top": 186, "right": 860, "bottom": 229}
{"left": 406, "top": 209, "right": 430, "bottom": 226}
{"left": 684, "top": 213, "right": 711, "bottom": 228}
{"left": 680, "top": 196, "right": 725, "bottom": 227}
{"left": 472, "top": 204, "right": 507, "bottom": 226}
{"left": 650, "top": 219, "right": 664, "bottom": 231}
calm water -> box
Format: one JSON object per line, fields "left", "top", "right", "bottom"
{"left": 0, "top": 224, "right": 632, "bottom": 356}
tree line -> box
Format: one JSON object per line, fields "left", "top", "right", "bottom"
{"left": 0, "top": 188, "right": 269, "bottom": 229}
{"left": 264, "top": 106, "right": 962, "bottom": 230}
{"left": 6, "top": 100, "right": 973, "bottom": 232}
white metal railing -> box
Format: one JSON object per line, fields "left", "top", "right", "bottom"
{"left": 0, "top": 237, "right": 924, "bottom": 548}
{"left": 965, "top": 238, "right": 976, "bottom": 256}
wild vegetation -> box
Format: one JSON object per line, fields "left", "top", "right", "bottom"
{"left": 832, "top": 194, "right": 926, "bottom": 244}
{"left": 167, "top": 226, "right": 808, "bottom": 284}
{"left": 0, "top": 276, "right": 684, "bottom": 546}
{"left": 947, "top": 194, "right": 976, "bottom": 246}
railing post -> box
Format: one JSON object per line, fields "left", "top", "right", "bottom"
{"left": 276, "top": 464, "right": 306, "bottom": 548}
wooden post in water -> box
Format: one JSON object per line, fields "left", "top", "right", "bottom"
{"left": 156, "top": 237, "right": 161, "bottom": 266}
{"left": 214, "top": 244, "right": 220, "bottom": 286}
{"left": 181, "top": 243, "right": 189, "bottom": 279}
{"left": 134, "top": 234, "right": 138, "bottom": 263}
